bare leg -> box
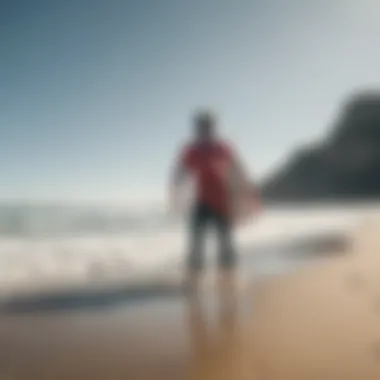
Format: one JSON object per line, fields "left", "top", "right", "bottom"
{"left": 185, "top": 204, "right": 209, "bottom": 291}
{"left": 215, "top": 212, "right": 237, "bottom": 272}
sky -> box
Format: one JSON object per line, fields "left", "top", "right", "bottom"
{"left": 1, "top": 0, "right": 380, "bottom": 204}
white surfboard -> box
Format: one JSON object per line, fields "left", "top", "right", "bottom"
{"left": 228, "top": 165, "right": 262, "bottom": 224}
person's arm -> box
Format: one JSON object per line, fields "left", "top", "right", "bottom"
{"left": 226, "top": 144, "right": 249, "bottom": 188}
{"left": 231, "top": 155, "right": 247, "bottom": 184}
{"left": 233, "top": 155, "right": 260, "bottom": 198}
{"left": 168, "top": 146, "right": 190, "bottom": 213}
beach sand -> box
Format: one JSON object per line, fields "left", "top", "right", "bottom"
{"left": 1, "top": 220, "right": 380, "bottom": 379}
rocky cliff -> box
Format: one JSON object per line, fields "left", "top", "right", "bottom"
{"left": 262, "top": 91, "right": 380, "bottom": 201}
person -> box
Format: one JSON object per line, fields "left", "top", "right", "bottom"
{"left": 169, "top": 110, "right": 258, "bottom": 280}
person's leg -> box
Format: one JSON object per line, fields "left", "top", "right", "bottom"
{"left": 214, "top": 211, "right": 237, "bottom": 271}
{"left": 211, "top": 210, "right": 238, "bottom": 314}
{"left": 186, "top": 203, "right": 209, "bottom": 276}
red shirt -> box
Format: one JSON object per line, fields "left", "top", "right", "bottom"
{"left": 179, "top": 140, "right": 235, "bottom": 215}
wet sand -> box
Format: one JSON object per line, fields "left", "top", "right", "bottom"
{"left": 1, "top": 222, "right": 380, "bottom": 380}
{"left": 0, "top": 274, "right": 252, "bottom": 380}
{"left": 249, "top": 217, "right": 380, "bottom": 379}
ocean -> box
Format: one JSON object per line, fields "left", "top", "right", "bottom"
{"left": 0, "top": 202, "right": 377, "bottom": 297}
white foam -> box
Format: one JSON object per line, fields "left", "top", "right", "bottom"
{"left": 0, "top": 203, "right": 377, "bottom": 296}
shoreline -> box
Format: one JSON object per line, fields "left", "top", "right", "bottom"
{"left": 0, "top": 218, "right": 379, "bottom": 379}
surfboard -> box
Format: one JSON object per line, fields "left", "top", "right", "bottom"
{"left": 172, "top": 158, "right": 262, "bottom": 222}
{"left": 228, "top": 166, "right": 262, "bottom": 224}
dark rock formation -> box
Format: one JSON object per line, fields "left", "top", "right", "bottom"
{"left": 262, "top": 91, "right": 380, "bottom": 201}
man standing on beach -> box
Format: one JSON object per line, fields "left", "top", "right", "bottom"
{"left": 169, "top": 111, "right": 259, "bottom": 282}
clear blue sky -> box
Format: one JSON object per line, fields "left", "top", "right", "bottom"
{"left": 1, "top": 0, "right": 379, "bottom": 203}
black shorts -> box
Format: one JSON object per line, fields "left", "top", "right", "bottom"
{"left": 187, "top": 202, "right": 236, "bottom": 272}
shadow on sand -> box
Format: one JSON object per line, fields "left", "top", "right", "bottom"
{"left": 0, "top": 282, "right": 191, "bottom": 314}
{"left": 248, "top": 232, "right": 350, "bottom": 257}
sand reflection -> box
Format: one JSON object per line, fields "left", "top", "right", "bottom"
{"left": 186, "top": 272, "right": 252, "bottom": 380}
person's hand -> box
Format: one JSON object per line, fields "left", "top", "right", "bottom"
{"left": 231, "top": 192, "right": 263, "bottom": 226}
{"left": 168, "top": 186, "right": 183, "bottom": 216}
